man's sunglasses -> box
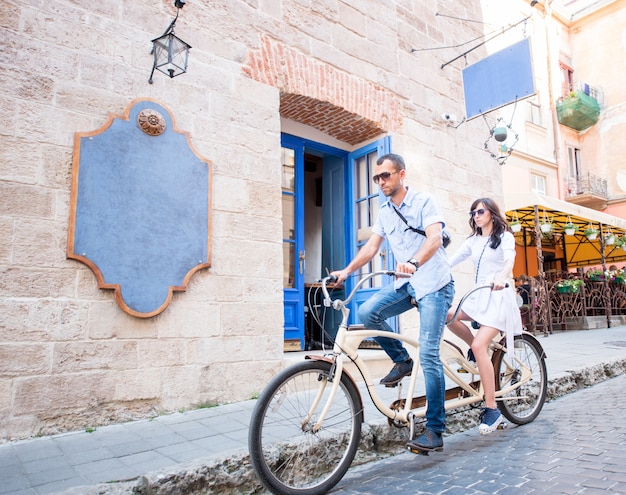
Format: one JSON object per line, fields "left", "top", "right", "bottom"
{"left": 372, "top": 171, "right": 398, "bottom": 184}
{"left": 470, "top": 208, "right": 486, "bottom": 217}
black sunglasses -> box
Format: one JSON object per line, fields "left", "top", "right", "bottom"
{"left": 470, "top": 208, "right": 486, "bottom": 217}
{"left": 372, "top": 171, "right": 398, "bottom": 184}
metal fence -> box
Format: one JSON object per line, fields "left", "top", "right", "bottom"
{"left": 517, "top": 272, "right": 626, "bottom": 334}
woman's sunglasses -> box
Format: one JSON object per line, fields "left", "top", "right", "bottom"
{"left": 470, "top": 208, "right": 486, "bottom": 217}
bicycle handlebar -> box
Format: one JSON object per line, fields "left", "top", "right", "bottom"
{"left": 321, "top": 271, "right": 410, "bottom": 309}
{"left": 322, "top": 271, "right": 508, "bottom": 322}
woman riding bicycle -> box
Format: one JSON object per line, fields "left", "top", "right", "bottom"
{"left": 446, "top": 197, "right": 523, "bottom": 434}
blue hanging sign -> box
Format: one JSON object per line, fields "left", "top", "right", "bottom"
{"left": 462, "top": 38, "right": 536, "bottom": 119}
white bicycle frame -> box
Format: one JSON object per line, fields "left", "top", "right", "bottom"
{"left": 312, "top": 271, "right": 533, "bottom": 433}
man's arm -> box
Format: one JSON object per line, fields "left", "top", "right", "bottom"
{"left": 331, "top": 234, "right": 384, "bottom": 283}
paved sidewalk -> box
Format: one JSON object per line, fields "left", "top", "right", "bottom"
{"left": 1, "top": 327, "right": 626, "bottom": 495}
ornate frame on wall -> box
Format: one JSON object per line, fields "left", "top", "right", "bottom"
{"left": 67, "top": 98, "right": 212, "bottom": 317}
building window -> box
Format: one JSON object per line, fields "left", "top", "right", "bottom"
{"left": 526, "top": 95, "right": 543, "bottom": 126}
{"left": 560, "top": 62, "right": 574, "bottom": 97}
{"left": 566, "top": 146, "right": 582, "bottom": 195}
{"left": 531, "top": 174, "right": 546, "bottom": 195}
{"left": 567, "top": 146, "right": 581, "bottom": 179}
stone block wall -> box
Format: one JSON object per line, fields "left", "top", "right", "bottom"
{"left": 0, "top": 0, "right": 497, "bottom": 441}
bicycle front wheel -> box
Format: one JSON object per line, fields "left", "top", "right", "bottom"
{"left": 248, "top": 359, "right": 363, "bottom": 495}
{"left": 495, "top": 333, "right": 547, "bottom": 425}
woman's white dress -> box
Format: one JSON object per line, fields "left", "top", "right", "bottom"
{"left": 449, "top": 232, "right": 523, "bottom": 350}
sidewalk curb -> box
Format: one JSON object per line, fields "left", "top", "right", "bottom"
{"left": 56, "top": 356, "right": 626, "bottom": 495}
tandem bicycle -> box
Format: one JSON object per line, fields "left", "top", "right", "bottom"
{"left": 248, "top": 271, "right": 548, "bottom": 495}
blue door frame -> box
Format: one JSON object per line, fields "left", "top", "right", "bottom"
{"left": 281, "top": 134, "right": 396, "bottom": 349}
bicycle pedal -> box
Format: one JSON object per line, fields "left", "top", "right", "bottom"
{"left": 383, "top": 380, "right": 403, "bottom": 388}
{"left": 407, "top": 444, "right": 443, "bottom": 456}
{"left": 456, "top": 367, "right": 469, "bottom": 374}
{"left": 407, "top": 445, "right": 430, "bottom": 456}
{"left": 497, "top": 422, "right": 508, "bottom": 430}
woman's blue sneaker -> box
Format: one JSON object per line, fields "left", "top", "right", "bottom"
{"left": 479, "top": 407, "right": 503, "bottom": 434}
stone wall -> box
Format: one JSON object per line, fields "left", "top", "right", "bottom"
{"left": 0, "top": 0, "right": 496, "bottom": 441}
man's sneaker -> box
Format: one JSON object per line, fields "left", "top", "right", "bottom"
{"left": 467, "top": 348, "right": 476, "bottom": 364}
{"left": 407, "top": 428, "right": 443, "bottom": 454}
{"left": 379, "top": 359, "right": 413, "bottom": 387}
{"left": 478, "top": 407, "right": 503, "bottom": 435}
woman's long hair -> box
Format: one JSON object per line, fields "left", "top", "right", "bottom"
{"left": 468, "top": 197, "right": 511, "bottom": 249}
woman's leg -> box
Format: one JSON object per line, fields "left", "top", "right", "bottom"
{"left": 446, "top": 308, "right": 474, "bottom": 347}
{"left": 471, "top": 325, "right": 501, "bottom": 409}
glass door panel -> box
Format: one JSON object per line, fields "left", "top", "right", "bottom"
{"left": 281, "top": 141, "right": 304, "bottom": 349}
{"left": 281, "top": 150, "right": 296, "bottom": 289}
{"left": 347, "top": 137, "right": 396, "bottom": 330}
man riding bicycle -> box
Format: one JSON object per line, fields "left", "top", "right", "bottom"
{"left": 331, "top": 153, "right": 454, "bottom": 453}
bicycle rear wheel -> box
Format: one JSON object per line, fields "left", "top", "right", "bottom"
{"left": 248, "top": 359, "right": 363, "bottom": 495}
{"left": 494, "top": 333, "right": 547, "bottom": 425}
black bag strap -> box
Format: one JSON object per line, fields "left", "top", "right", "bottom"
{"left": 392, "top": 205, "right": 426, "bottom": 236}
{"left": 392, "top": 205, "right": 451, "bottom": 248}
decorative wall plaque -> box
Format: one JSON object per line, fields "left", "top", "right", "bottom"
{"left": 67, "top": 98, "right": 212, "bottom": 317}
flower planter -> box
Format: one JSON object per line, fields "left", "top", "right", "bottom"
{"left": 540, "top": 224, "right": 552, "bottom": 234}
{"left": 556, "top": 90, "right": 601, "bottom": 131}
{"left": 510, "top": 223, "right": 522, "bottom": 233}
{"left": 557, "top": 285, "right": 573, "bottom": 294}
{"left": 605, "top": 235, "right": 616, "bottom": 246}
{"left": 586, "top": 233, "right": 598, "bottom": 241}
{"left": 564, "top": 228, "right": 576, "bottom": 236}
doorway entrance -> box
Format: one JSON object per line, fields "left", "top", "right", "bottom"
{"left": 281, "top": 134, "right": 395, "bottom": 350}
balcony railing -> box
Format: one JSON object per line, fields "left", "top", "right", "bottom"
{"left": 565, "top": 172, "right": 608, "bottom": 209}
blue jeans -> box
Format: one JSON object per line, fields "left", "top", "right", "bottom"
{"left": 357, "top": 280, "right": 455, "bottom": 433}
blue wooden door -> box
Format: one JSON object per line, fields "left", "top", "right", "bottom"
{"left": 345, "top": 137, "right": 397, "bottom": 331}
{"left": 281, "top": 136, "right": 305, "bottom": 350}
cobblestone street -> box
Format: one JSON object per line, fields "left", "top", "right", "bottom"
{"left": 333, "top": 374, "right": 626, "bottom": 495}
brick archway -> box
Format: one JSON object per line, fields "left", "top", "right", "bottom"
{"left": 244, "top": 35, "right": 402, "bottom": 145}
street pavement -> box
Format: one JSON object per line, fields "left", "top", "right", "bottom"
{"left": 332, "top": 372, "right": 626, "bottom": 495}
{"left": 0, "top": 326, "right": 625, "bottom": 494}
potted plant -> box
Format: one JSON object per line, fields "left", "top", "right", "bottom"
{"left": 563, "top": 222, "right": 578, "bottom": 236}
{"left": 587, "top": 268, "right": 604, "bottom": 281}
{"left": 556, "top": 278, "right": 584, "bottom": 294}
{"left": 584, "top": 225, "right": 598, "bottom": 240}
{"left": 605, "top": 231, "right": 616, "bottom": 246}
{"left": 612, "top": 269, "right": 625, "bottom": 284}
{"left": 540, "top": 210, "right": 552, "bottom": 233}
{"left": 615, "top": 236, "right": 626, "bottom": 251}
{"left": 509, "top": 212, "right": 522, "bottom": 233}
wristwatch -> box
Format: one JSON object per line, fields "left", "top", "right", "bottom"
{"left": 407, "top": 258, "right": 420, "bottom": 270}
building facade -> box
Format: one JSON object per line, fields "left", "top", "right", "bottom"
{"left": 499, "top": 0, "right": 626, "bottom": 217}
{"left": 1, "top": 0, "right": 623, "bottom": 442}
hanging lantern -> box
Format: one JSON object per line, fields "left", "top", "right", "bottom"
{"left": 149, "top": 1, "right": 191, "bottom": 84}
{"left": 493, "top": 126, "right": 508, "bottom": 142}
